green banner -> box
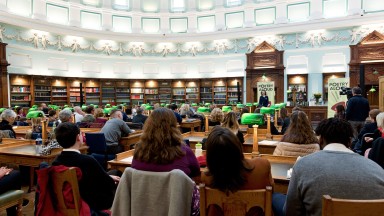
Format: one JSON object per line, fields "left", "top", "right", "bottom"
{"left": 327, "top": 78, "right": 349, "bottom": 118}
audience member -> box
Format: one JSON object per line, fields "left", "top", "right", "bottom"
{"left": 221, "top": 112, "right": 244, "bottom": 143}
{"left": 82, "top": 106, "right": 96, "bottom": 123}
{"left": 346, "top": 87, "right": 370, "bottom": 138}
{"left": 274, "top": 111, "right": 319, "bottom": 156}
{"left": 202, "top": 127, "right": 274, "bottom": 215}
{"left": 132, "top": 108, "right": 200, "bottom": 215}
{"left": 47, "top": 110, "right": 58, "bottom": 126}
{"left": 132, "top": 107, "right": 147, "bottom": 124}
{"left": 101, "top": 109, "right": 133, "bottom": 154}
{"left": 52, "top": 122, "right": 119, "bottom": 215}
{"left": 170, "top": 104, "right": 182, "bottom": 124}
{"left": 209, "top": 108, "right": 224, "bottom": 126}
{"left": 254, "top": 108, "right": 279, "bottom": 135}
{"left": 58, "top": 109, "right": 73, "bottom": 123}
{"left": 276, "top": 118, "right": 384, "bottom": 216}
{"left": 334, "top": 104, "right": 346, "bottom": 120}
{"left": 238, "top": 107, "right": 249, "bottom": 124}
{"left": 279, "top": 108, "right": 290, "bottom": 134}
{"left": 31, "top": 117, "right": 43, "bottom": 133}
{"left": 180, "top": 104, "right": 194, "bottom": 118}
{"left": 40, "top": 103, "right": 48, "bottom": 114}
{"left": 117, "top": 105, "right": 128, "bottom": 122}
{"left": 73, "top": 106, "right": 84, "bottom": 123}
{"left": 353, "top": 109, "right": 381, "bottom": 154}
{"left": 15, "top": 106, "right": 25, "bottom": 118}
{"left": 0, "top": 109, "right": 17, "bottom": 138}
{"left": 94, "top": 108, "right": 107, "bottom": 124}
{"left": 258, "top": 90, "right": 269, "bottom": 107}
{"left": 0, "top": 167, "right": 23, "bottom": 215}
{"left": 368, "top": 137, "right": 384, "bottom": 169}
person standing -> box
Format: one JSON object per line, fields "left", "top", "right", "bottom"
{"left": 258, "top": 90, "right": 269, "bottom": 107}
{"left": 346, "top": 87, "right": 370, "bottom": 138}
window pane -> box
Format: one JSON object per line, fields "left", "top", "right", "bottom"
{"left": 288, "top": 3, "right": 310, "bottom": 22}
{"left": 198, "top": 16, "right": 215, "bottom": 32}
{"left": 323, "top": 0, "right": 347, "bottom": 18}
{"left": 225, "top": 12, "right": 244, "bottom": 29}
{"left": 81, "top": 11, "right": 102, "bottom": 30}
{"left": 113, "top": 16, "right": 132, "bottom": 33}
{"left": 7, "top": 0, "right": 32, "bottom": 17}
{"left": 170, "top": 18, "right": 188, "bottom": 33}
{"left": 197, "top": 0, "right": 215, "bottom": 11}
{"left": 47, "top": 4, "right": 69, "bottom": 25}
{"left": 363, "top": 0, "right": 384, "bottom": 12}
{"left": 141, "top": 0, "right": 160, "bottom": 12}
{"left": 171, "top": 0, "right": 186, "bottom": 12}
{"left": 113, "top": 0, "right": 130, "bottom": 10}
{"left": 226, "top": 0, "right": 243, "bottom": 7}
{"left": 255, "top": 7, "right": 275, "bottom": 25}
{"left": 81, "top": 0, "right": 102, "bottom": 7}
{"left": 142, "top": 18, "right": 160, "bottom": 33}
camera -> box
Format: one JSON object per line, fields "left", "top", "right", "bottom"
{"left": 340, "top": 87, "right": 353, "bottom": 100}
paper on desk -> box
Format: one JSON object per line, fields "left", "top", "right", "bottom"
{"left": 120, "top": 156, "right": 133, "bottom": 163}
{"left": 258, "top": 140, "right": 279, "bottom": 145}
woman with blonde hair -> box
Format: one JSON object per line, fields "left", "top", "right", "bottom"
{"left": 94, "top": 108, "right": 107, "bottom": 124}
{"left": 209, "top": 108, "right": 224, "bottom": 126}
{"left": 222, "top": 112, "right": 244, "bottom": 143}
{"left": 273, "top": 111, "right": 319, "bottom": 156}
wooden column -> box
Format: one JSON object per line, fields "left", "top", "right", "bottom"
{"left": 0, "top": 43, "right": 9, "bottom": 107}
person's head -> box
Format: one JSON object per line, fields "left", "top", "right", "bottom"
{"left": 180, "top": 104, "right": 190, "bottom": 112}
{"left": 59, "top": 109, "right": 73, "bottom": 123}
{"left": 136, "top": 107, "right": 144, "bottom": 115}
{"left": 55, "top": 122, "right": 82, "bottom": 148}
{"left": 74, "top": 106, "right": 82, "bottom": 114}
{"left": 154, "top": 103, "right": 160, "bottom": 109}
{"left": 170, "top": 104, "right": 178, "bottom": 111}
{"left": 240, "top": 107, "right": 249, "bottom": 117}
{"left": 205, "top": 126, "right": 251, "bottom": 193}
{"left": 16, "top": 107, "right": 23, "bottom": 115}
{"left": 281, "top": 111, "right": 318, "bottom": 144}
{"left": 222, "top": 112, "right": 239, "bottom": 132}
{"left": 0, "top": 109, "right": 16, "bottom": 124}
{"left": 85, "top": 105, "right": 94, "bottom": 114}
{"left": 280, "top": 108, "right": 288, "bottom": 119}
{"left": 261, "top": 90, "right": 266, "bottom": 96}
{"left": 134, "top": 107, "right": 185, "bottom": 164}
{"left": 125, "top": 108, "right": 132, "bottom": 115}
{"left": 352, "top": 87, "right": 362, "bottom": 96}
{"left": 315, "top": 118, "right": 354, "bottom": 149}
{"left": 40, "top": 103, "right": 47, "bottom": 108}
{"left": 210, "top": 108, "right": 224, "bottom": 123}
{"left": 335, "top": 104, "right": 345, "bottom": 114}
{"left": 31, "top": 117, "right": 42, "bottom": 127}
{"left": 94, "top": 108, "right": 104, "bottom": 118}
{"left": 369, "top": 109, "right": 381, "bottom": 123}
{"left": 48, "top": 110, "right": 57, "bottom": 119}
{"left": 376, "top": 112, "right": 384, "bottom": 129}
{"left": 110, "top": 109, "right": 123, "bottom": 119}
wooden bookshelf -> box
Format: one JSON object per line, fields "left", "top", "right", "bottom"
{"left": 227, "top": 78, "right": 242, "bottom": 104}
{"left": 33, "top": 78, "right": 51, "bottom": 105}
{"left": 186, "top": 80, "right": 199, "bottom": 103}
{"left": 158, "top": 80, "right": 172, "bottom": 104}
{"left": 101, "top": 80, "right": 116, "bottom": 105}
{"left": 172, "top": 81, "right": 186, "bottom": 104}
{"left": 85, "top": 80, "right": 100, "bottom": 105}
{"left": 144, "top": 80, "right": 159, "bottom": 105}
{"left": 10, "top": 75, "right": 31, "bottom": 107}
{"left": 115, "top": 81, "right": 130, "bottom": 105}
{"left": 69, "top": 79, "right": 85, "bottom": 106}
{"left": 213, "top": 79, "right": 227, "bottom": 105}
{"left": 130, "top": 81, "right": 144, "bottom": 106}
{"left": 287, "top": 74, "right": 308, "bottom": 105}
{"left": 51, "top": 78, "right": 68, "bottom": 106}
{"left": 200, "top": 80, "right": 213, "bottom": 104}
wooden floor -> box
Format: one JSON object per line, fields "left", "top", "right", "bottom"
{"left": 0, "top": 186, "right": 35, "bottom": 216}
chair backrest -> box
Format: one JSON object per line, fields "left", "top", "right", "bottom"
{"left": 88, "top": 123, "right": 104, "bottom": 128}
{"left": 85, "top": 133, "right": 107, "bottom": 153}
{"left": 199, "top": 185, "right": 272, "bottom": 216}
{"left": 51, "top": 167, "right": 81, "bottom": 216}
{"left": 126, "top": 122, "right": 143, "bottom": 130}
{"left": 322, "top": 195, "right": 384, "bottom": 216}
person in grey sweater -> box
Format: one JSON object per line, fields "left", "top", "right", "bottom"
{"left": 101, "top": 109, "right": 133, "bottom": 154}
{"left": 282, "top": 118, "right": 384, "bottom": 216}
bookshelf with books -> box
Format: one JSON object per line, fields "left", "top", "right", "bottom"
{"left": 69, "top": 80, "right": 85, "bottom": 106}
{"left": 101, "top": 81, "right": 115, "bottom": 105}
{"left": 186, "top": 81, "right": 199, "bottom": 103}
{"left": 10, "top": 75, "right": 31, "bottom": 107}
{"left": 144, "top": 80, "right": 159, "bottom": 105}
{"left": 200, "top": 80, "right": 213, "bottom": 104}
{"left": 227, "top": 78, "right": 242, "bottom": 104}
{"left": 85, "top": 80, "right": 100, "bottom": 105}
{"left": 33, "top": 78, "right": 51, "bottom": 105}
{"left": 115, "top": 81, "right": 130, "bottom": 105}
{"left": 130, "top": 81, "right": 144, "bottom": 105}
{"left": 158, "top": 80, "right": 172, "bottom": 104}
{"left": 172, "top": 81, "right": 186, "bottom": 104}
{"left": 51, "top": 79, "right": 68, "bottom": 105}
{"left": 213, "top": 79, "right": 227, "bottom": 105}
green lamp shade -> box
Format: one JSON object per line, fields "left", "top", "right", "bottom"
{"left": 105, "top": 104, "right": 111, "bottom": 108}
{"left": 160, "top": 103, "right": 165, "bottom": 107}
{"left": 103, "top": 108, "right": 114, "bottom": 114}
{"left": 204, "top": 103, "right": 211, "bottom": 107}
{"left": 197, "top": 107, "right": 211, "bottom": 113}
{"left": 253, "top": 102, "right": 259, "bottom": 106}
{"left": 28, "top": 107, "right": 38, "bottom": 112}
{"left": 64, "top": 105, "right": 69, "bottom": 108}
{"left": 260, "top": 107, "right": 275, "bottom": 115}
{"left": 275, "top": 103, "right": 285, "bottom": 109}
{"left": 32, "top": 105, "right": 38, "bottom": 109}
{"left": 64, "top": 107, "right": 74, "bottom": 112}
{"left": 94, "top": 105, "right": 99, "bottom": 108}
{"left": 145, "top": 105, "right": 154, "bottom": 110}
{"left": 241, "top": 113, "right": 265, "bottom": 125}
{"left": 246, "top": 103, "right": 253, "bottom": 107}
{"left": 82, "top": 105, "right": 87, "bottom": 110}
{"left": 222, "top": 106, "right": 232, "bottom": 112}
{"left": 0, "top": 108, "right": 6, "bottom": 114}
{"left": 26, "top": 111, "right": 45, "bottom": 119}
{"left": 112, "top": 106, "right": 118, "bottom": 109}
{"left": 191, "top": 103, "right": 197, "bottom": 106}
{"left": 165, "top": 104, "right": 170, "bottom": 107}
{"left": 236, "top": 104, "right": 245, "bottom": 108}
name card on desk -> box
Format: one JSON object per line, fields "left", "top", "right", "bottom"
{"left": 258, "top": 140, "right": 279, "bottom": 145}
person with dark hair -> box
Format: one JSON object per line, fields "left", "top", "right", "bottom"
{"left": 334, "top": 104, "right": 346, "bottom": 120}
{"left": 40, "top": 103, "right": 48, "bottom": 114}
{"left": 170, "top": 104, "right": 182, "bottom": 124}
{"left": 346, "top": 86, "right": 370, "bottom": 138}
{"left": 52, "top": 122, "right": 119, "bottom": 215}
{"left": 353, "top": 109, "right": 382, "bottom": 154}
{"left": 116, "top": 105, "right": 129, "bottom": 122}
{"left": 221, "top": 112, "right": 244, "bottom": 143}
{"left": 276, "top": 118, "right": 384, "bottom": 216}
{"left": 132, "top": 108, "right": 200, "bottom": 215}
{"left": 0, "top": 167, "right": 24, "bottom": 215}
{"left": 101, "top": 109, "right": 133, "bottom": 154}
{"left": 132, "top": 107, "right": 147, "bottom": 124}
{"left": 258, "top": 90, "right": 269, "bottom": 107}
{"left": 202, "top": 126, "right": 273, "bottom": 215}
{"left": 279, "top": 107, "right": 290, "bottom": 134}
{"left": 274, "top": 111, "right": 319, "bottom": 157}
{"left": 81, "top": 105, "right": 96, "bottom": 124}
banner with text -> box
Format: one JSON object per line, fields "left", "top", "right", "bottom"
{"left": 257, "top": 81, "right": 275, "bottom": 105}
{"left": 327, "top": 77, "right": 349, "bottom": 118}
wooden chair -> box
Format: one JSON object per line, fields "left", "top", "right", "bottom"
{"left": 0, "top": 190, "right": 24, "bottom": 216}
{"left": 199, "top": 185, "right": 272, "bottom": 216}
{"left": 51, "top": 167, "right": 82, "bottom": 216}
{"left": 322, "top": 195, "right": 384, "bottom": 216}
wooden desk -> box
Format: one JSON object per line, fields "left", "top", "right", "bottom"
{"left": 0, "top": 140, "right": 88, "bottom": 192}
{"left": 119, "top": 130, "right": 142, "bottom": 151}
{"left": 13, "top": 126, "right": 101, "bottom": 138}
{"left": 108, "top": 150, "right": 294, "bottom": 193}
{"left": 180, "top": 119, "right": 201, "bottom": 132}
{"left": 182, "top": 132, "right": 206, "bottom": 149}
{"left": 243, "top": 134, "right": 281, "bottom": 154}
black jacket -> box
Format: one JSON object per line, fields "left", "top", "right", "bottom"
{"left": 346, "top": 95, "right": 370, "bottom": 121}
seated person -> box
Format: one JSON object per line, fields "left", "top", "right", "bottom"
{"left": 73, "top": 106, "right": 84, "bottom": 123}
{"left": 353, "top": 109, "right": 382, "bottom": 155}
{"left": 94, "top": 108, "right": 107, "bottom": 124}
{"left": 221, "top": 112, "right": 244, "bottom": 144}
{"left": 52, "top": 122, "right": 120, "bottom": 215}
{"left": 170, "top": 104, "right": 182, "bottom": 124}
{"left": 0, "top": 109, "right": 17, "bottom": 138}
{"left": 0, "top": 167, "right": 24, "bottom": 216}
{"left": 202, "top": 127, "right": 274, "bottom": 215}
{"left": 274, "top": 111, "right": 319, "bottom": 157}
{"left": 132, "top": 107, "right": 147, "bottom": 124}
{"left": 278, "top": 108, "right": 290, "bottom": 134}
{"left": 81, "top": 106, "right": 96, "bottom": 124}
{"left": 117, "top": 105, "right": 129, "bottom": 122}
{"left": 368, "top": 137, "right": 384, "bottom": 169}
{"left": 209, "top": 108, "right": 224, "bottom": 126}
{"left": 40, "top": 103, "right": 48, "bottom": 115}
{"left": 47, "top": 110, "right": 59, "bottom": 127}
{"left": 58, "top": 109, "right": 73, "bottom": 124}
{"left": 101, "top": 109, "right": 133, "bottom": 154}
{"left": 253, "top": 108, "right": 279, "bottom": 135}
